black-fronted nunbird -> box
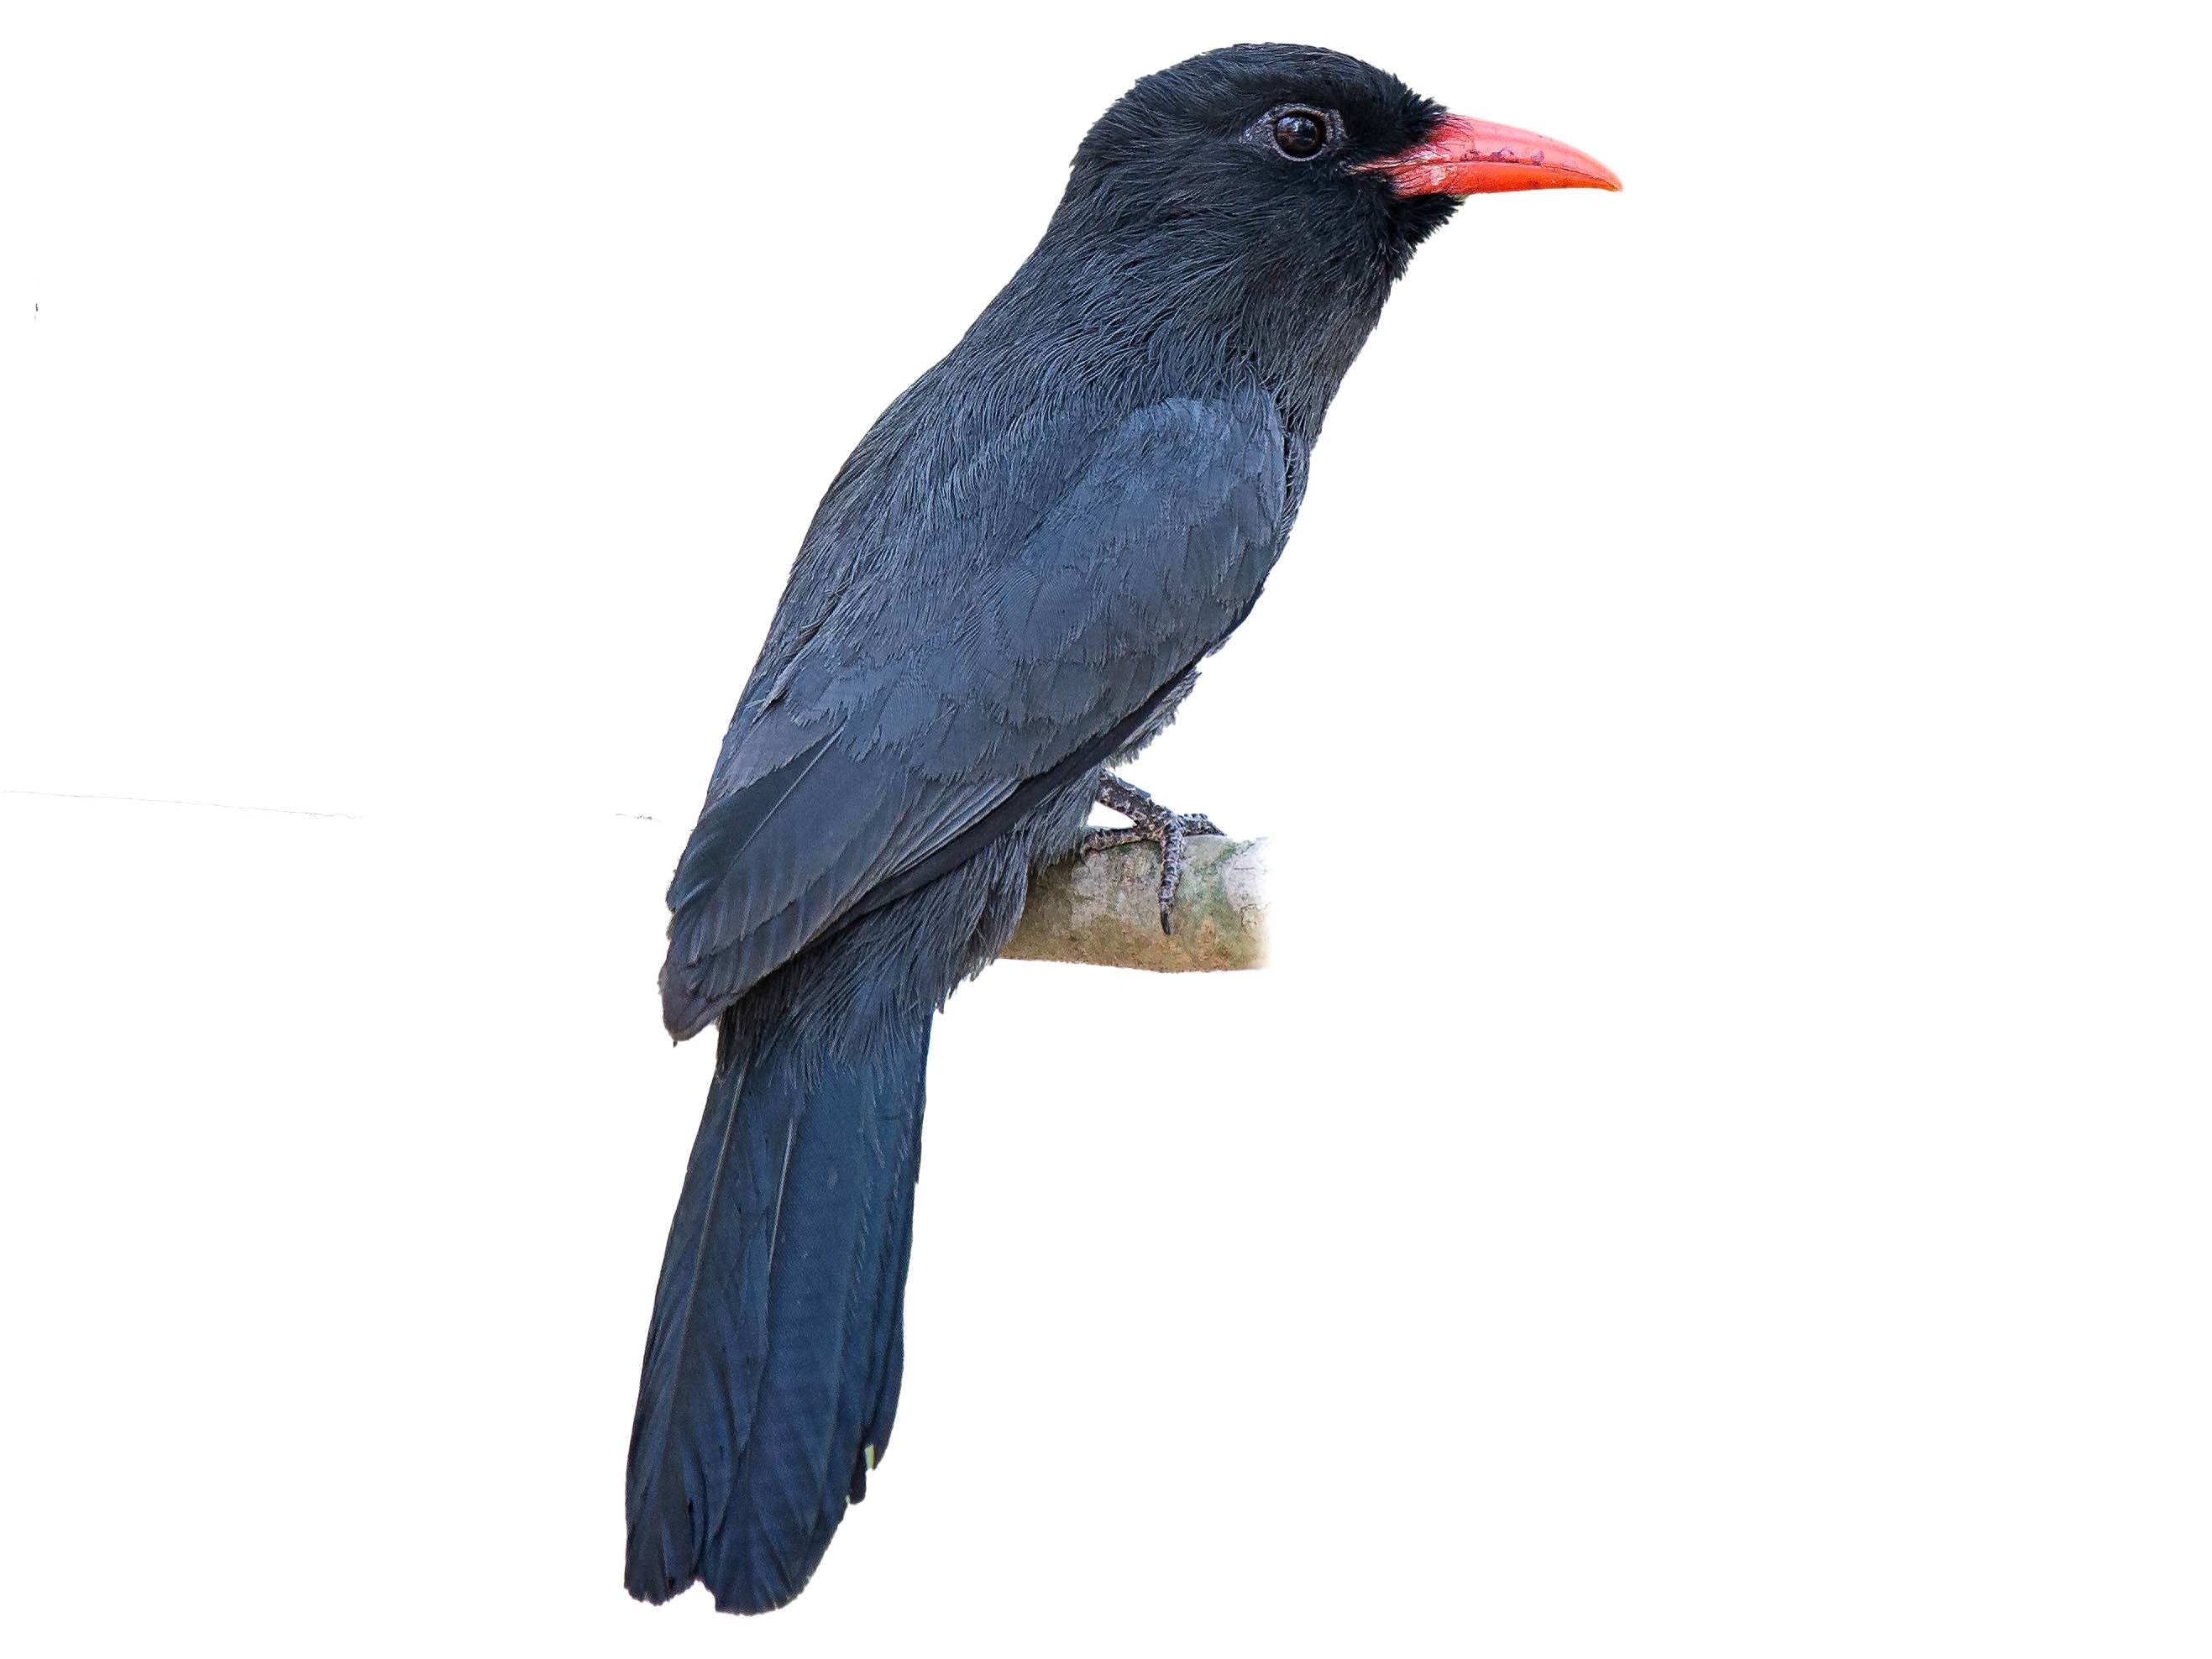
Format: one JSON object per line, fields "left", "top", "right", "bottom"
{"left": 626, "top": 43, "right": 1617, "bottom": 1614}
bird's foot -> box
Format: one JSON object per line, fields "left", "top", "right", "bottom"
{"left": 1078, "top": 772, "right": 1224, "bottom": 935}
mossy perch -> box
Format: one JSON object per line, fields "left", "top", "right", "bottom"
{"left": 1002, "top": 835, "right": 1266, "bottom": 971}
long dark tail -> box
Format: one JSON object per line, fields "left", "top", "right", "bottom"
{"left": 624, "top": 978, "right": 930, "bottom": 1614}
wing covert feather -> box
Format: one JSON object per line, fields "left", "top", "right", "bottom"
{"left": 662, "top": 392, "right": 1287, "bottom": 1035}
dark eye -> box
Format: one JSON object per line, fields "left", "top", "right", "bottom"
{"left": 1271, "top": 109, "right": 1329, "bottom": 160}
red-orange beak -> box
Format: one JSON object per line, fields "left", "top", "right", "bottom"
{"left": 1360, "top": 113, "right": 1621, "bottom": 197}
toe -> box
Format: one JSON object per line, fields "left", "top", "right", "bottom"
{"left": 1079, "top": 826, "right": 1146, "bottom": 856}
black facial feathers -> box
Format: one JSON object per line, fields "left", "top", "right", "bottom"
{"left": 1035, "top": 44, "right": 1460, "bottom": 433}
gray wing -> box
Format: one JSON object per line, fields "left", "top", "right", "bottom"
{"left": 660, "top": 391, "right": 1288, "bottom": 1037}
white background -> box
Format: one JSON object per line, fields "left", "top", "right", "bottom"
{"left": 4, "top": 2, "right": 2206, "bottom": 1653}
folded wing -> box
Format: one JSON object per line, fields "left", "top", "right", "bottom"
{"left": 661, "top": 392, "right": 1289, "bottom": 1036}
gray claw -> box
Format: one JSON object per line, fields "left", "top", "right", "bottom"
{"left": 1081, "top": 772, "right": 1224, "bottom": 935}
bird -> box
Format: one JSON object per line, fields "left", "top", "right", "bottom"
{"left": 626, "top": 42, "right": 1617, "bottom": 1615}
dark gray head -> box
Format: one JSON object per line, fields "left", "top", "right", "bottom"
{"left": 1030, "top": 44, "right": 1618, "bottom": 430}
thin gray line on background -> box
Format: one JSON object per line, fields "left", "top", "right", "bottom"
{"left": 1, "top": 788, "right": 658, "bottom": 824}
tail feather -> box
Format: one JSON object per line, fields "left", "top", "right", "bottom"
{"left": 625, "top": 992, "right": 930, "bottom": 1614}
